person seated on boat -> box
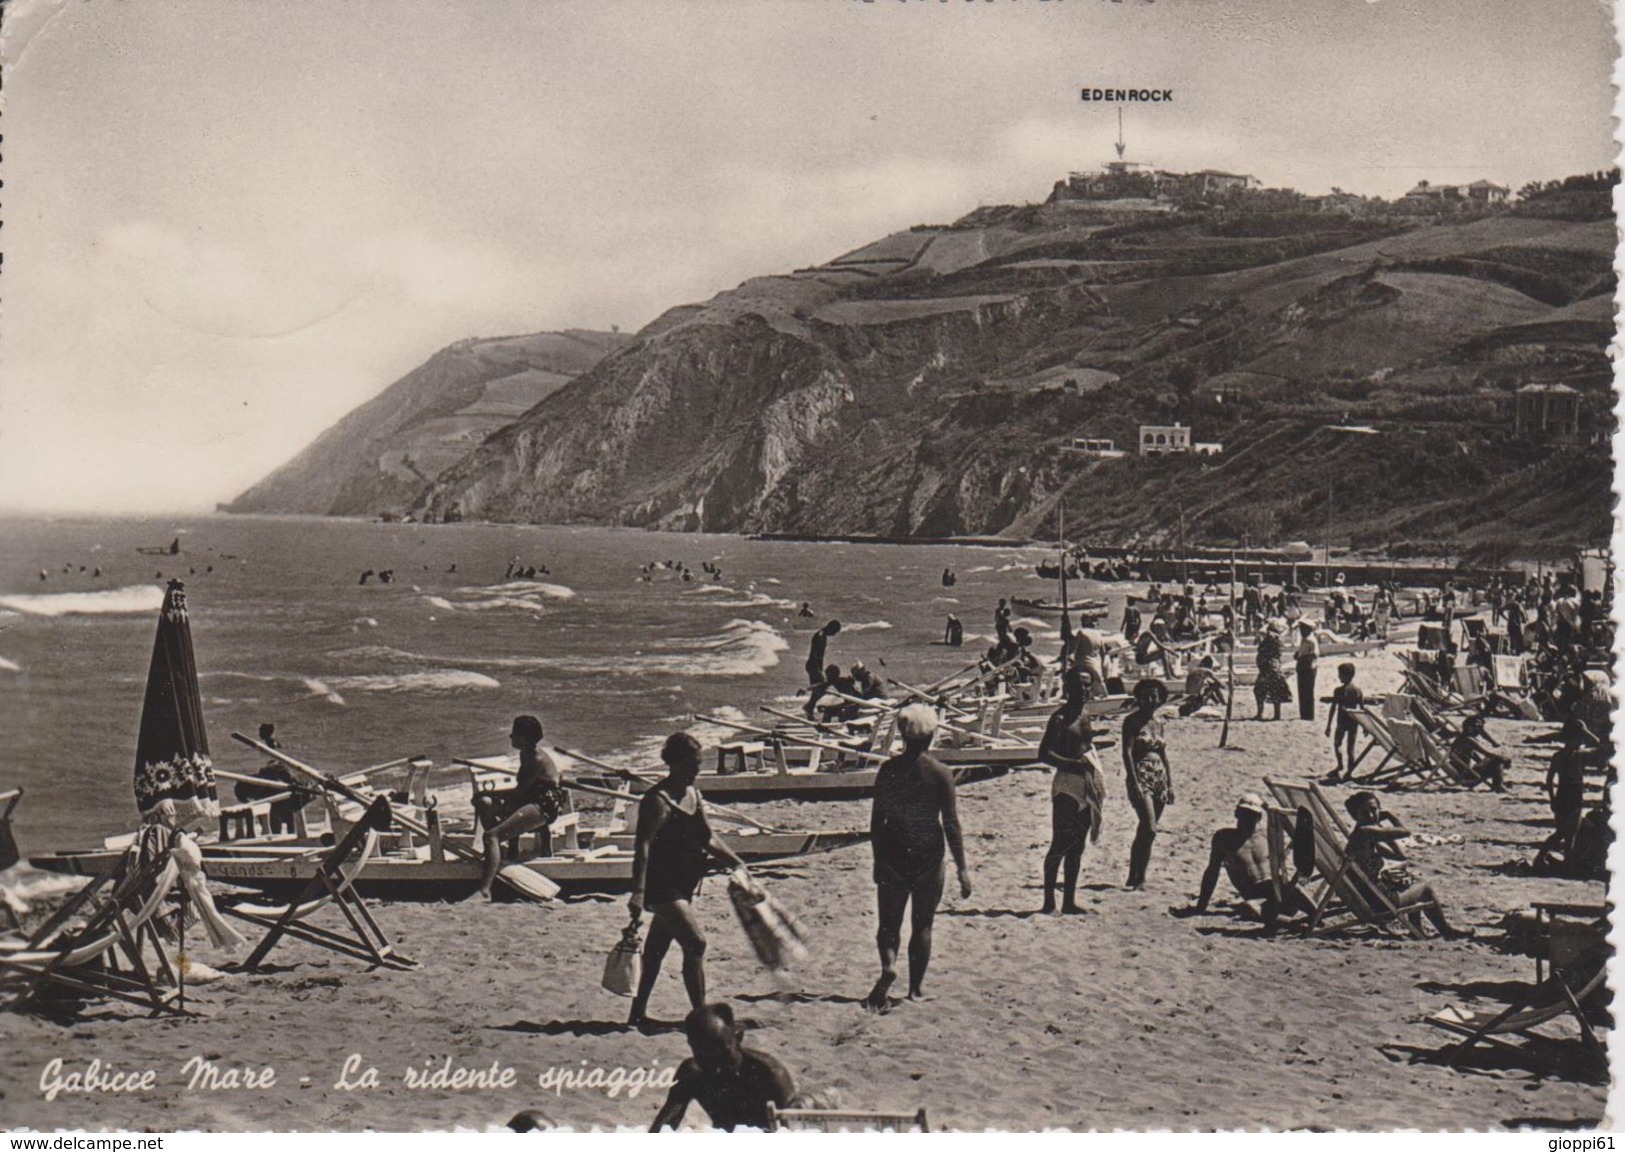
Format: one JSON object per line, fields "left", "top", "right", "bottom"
{"left": 1178, "top": 657, "right": 1225, "bottom": 716}
{"left": 943, "top": 614, "right": 963, "bottom": 648}
{"left": 1172, "top": 794, "right": 1313, "bottom": 933}
{"left": 476, "top": 715, "right": 569, "bottom": 900}
{"left": 649, "top": 1003, "right": 798, "bottom": 1132}
{"left": 851, "top": 662, "right": 889, "bottom": 702}
{"left": 629, "top": 733, "right": 752, "bottom": 1031}
{"left": 1039, "top": 668, "right": 1105, "bottom": 915}
{"left": 233, "top": 722, "right": 308, "bottom": 835}
{"left": 1009, "top": 628, "right": 1043, "bottom": 683}
{"left": 1344, "top": 792, "right": 1470, "bottom": 939}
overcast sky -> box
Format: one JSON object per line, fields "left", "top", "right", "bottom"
{"left": 1, "top": 0, "right": 1616, "bottom": 514}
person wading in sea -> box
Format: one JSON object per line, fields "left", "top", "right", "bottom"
{"left": 628, "top": 732, "right": 751, "bottom": 1031}
{"left": 863, "top": 704, "right": 971, "bottom": 1012}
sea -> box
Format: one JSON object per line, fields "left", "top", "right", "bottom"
{"left": 0, "top": 514, "right": 1119, "bottom": 868}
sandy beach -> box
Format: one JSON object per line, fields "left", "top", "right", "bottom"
{"left": 0, "top": 650, "right": 1609, "bottom": 1131}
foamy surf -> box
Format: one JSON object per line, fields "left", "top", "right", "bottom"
{"left": 0, "top": 655, "right": 19, "bottom": 673}
{"left": 319, "top": 670, "right": 502, "bottom": 696}
{"left": 0, "top": 584, "right": 164, "bottom": 617}
{"left": 842, "top": 620, "right": 893, "bottom": 634}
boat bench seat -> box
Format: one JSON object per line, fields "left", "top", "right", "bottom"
{"left": 717, "top": 742, "right": 768, "bottom": 775}
{"left": 219, "top": 801, "right": 273, "bottom": 843}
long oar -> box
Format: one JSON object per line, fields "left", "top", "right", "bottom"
{"left": 696, "top": 714, "right": 889, "bottom": 765}
{"left": 230, "top": 732, "right": 556, "bottom": 901}
{"left": 547, "top": 748, "right": 784, "bottom": 835}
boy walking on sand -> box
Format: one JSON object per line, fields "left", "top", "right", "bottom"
{"left": 1324, "top": 663, "right": 1364, "bottom": 781}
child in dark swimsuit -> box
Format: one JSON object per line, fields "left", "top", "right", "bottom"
{"left": 628, "top": 732, "right": 751, "bottom": 1031}
{"left": 864, "top": 704, "right": 972, "bottom": 1012}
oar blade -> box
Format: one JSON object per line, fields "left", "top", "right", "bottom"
{"left": 497, "top": 863, "right": 560, "bottom": 902}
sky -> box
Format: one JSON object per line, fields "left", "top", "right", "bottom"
{"left": 0, "top": 0, "right": 1617, "bottom": 514}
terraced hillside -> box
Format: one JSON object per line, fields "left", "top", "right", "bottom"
{"left": 233, "top": 180, "right": 1616, "bottom": 555}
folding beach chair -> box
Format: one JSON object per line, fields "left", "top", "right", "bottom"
{"left": 1425, "top": 917, "right": 1608, "bottom": 1068}
{"left": 1, "top": 828, "right": 191, "bottom": 1016}
{"left": 225, "top": 796, "right": 415, "bottom": 971}
{"left": 765, "top": 1103, "right": 928, "bottom": 1132}
{"left": 1263, "top": 778, "right": 1440, "bottom": 938}
{"left": 1383, "top": 719, "right": 1458, "bottom": 789}
{"left": 0, "top": 788, "right": 23, "bottom": 931}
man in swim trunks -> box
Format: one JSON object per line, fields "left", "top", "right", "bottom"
{"left": 477, "top": 715, "right": 569, "bottom": 899}
{"left": 1173, "top": 794, "right": 1313, "bottom": 932}
{"left": 649, "top": 1003, "right": 799, "bottom": 1132}
{"left": 864, "top": 704, "right": 971, "bottom": 1011}
{"left": 1038, "top": 668, "right": 1105, "bottom": 914}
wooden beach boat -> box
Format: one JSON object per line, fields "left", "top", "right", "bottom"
{"left": 29, "top": 823, "right": 869, "bottom": 901}
{"left": 1010, "top": 596, "right": 1108, "bottom": 617}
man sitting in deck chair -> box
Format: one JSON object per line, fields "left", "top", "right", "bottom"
{"left": 1172, "top": 795, "right": 1314, "bottom": 933}
{"left": 1442, "top": 714, "right": 1508, "bottom": 792}
{"left": 650, "top": 1003, "right": 798, "bottom": 1132}
{"left": 1345, "top": 792, "right": 1471, "bottom": 940}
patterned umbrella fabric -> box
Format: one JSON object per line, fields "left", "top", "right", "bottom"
{"left": 132, "top": 580, "right": 219, "bottom": 829}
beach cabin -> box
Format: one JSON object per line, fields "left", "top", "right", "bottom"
{"left": 1513, "top": 383, "right": 1581, "bottom": 441}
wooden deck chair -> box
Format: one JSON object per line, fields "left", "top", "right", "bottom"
{"left": 1, "top": 830, "right": 190, "bottom": 1016}
{"left": 1263, "top": 778, "right": 1439, "bottom": 938}
{"left": 1383, "top": 719, "right": 1456, "bottom": 789}
{"left": 0, "top": 788, "right": 23, "bottom": 932}
{"left": 765, "top": 1103, "right": 928, "bottom": 1132}
{"left": 1426, "top": 924, "right": 1608, "bottom": 1067}
{"left": 1343, "top": 710, "right": 1402, "bottom": 780}
{"left": 225, "top": 796, "right": 415, "bottom": 971}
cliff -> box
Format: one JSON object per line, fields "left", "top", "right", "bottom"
{"left": 231, "top": 187, "right": 1617, "bottom": 554}
{"left": 225, "top": 329, "right": 630, "bottom": 516}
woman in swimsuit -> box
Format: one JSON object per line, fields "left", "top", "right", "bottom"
{"left": 865, "top": 704, "right": 971, "bottom": 1012}
{"left": 1037, "top": 668, "right": 1105, "bottom": 914}
{"left": 1121, "top": 678, "right": 1173, "bottom": 890}
{"left": 628, "top": 732, "right": 750, "bottom": 1031}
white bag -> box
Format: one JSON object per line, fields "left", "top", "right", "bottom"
{"left": 601, "top": 920, "right": 642, "bottom": 996}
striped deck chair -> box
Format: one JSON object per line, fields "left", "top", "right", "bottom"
{"left": 1, "top": 829, "right": 190, "bottom": 1016}
{"left": 1263, "top": 778, "right": 1439, "bottom": 938}
{"left": 225, "top": 796, "right": 415, "bottom": 972}
{"left": 1426, "top": 920, "right": 1608, "bottom": 1068}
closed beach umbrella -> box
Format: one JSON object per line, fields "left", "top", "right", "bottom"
{"left": 132, "top": 580, "right": 219, "bottom": 830}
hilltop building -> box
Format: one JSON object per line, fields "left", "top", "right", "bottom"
{"left": 1139, "top": 423, "right": 1191, "bottom": 456}
{"left": 1513, "top": 383, "right": 1581, "bottom": 440}
{"left": 1402, "top": 179, "right": 1510, "bottom": 207}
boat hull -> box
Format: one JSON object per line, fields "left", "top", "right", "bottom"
{"left": 28, "top": 829, "right": 869, "bottom": 901}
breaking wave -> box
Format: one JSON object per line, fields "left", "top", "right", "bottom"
{"left": 0, "top": 585, "right": 164, "bottom": 617}
{"left": 680, "top": 585, "right": 797, "bottom": 610}
{"left": 842, "top": 620, "right": 893, "bottom": 634}
{"left": 424, "top": 580, "right": 577, "bottom": 616}
{"left": 0, "top": 655, "right": 19, "bottom": 673}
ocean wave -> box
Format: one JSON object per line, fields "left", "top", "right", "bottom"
{"left": 934, "top": 597, "right": 959, "bottom": 604}
{"left": 425, "top": 580, "right": 577, "bottom": 617}
{"left": 321, "top": 670, "right": 502, "bottom": 695}
{"left": 965, "top": 565, "right": 994, "bottom": 574}
{"left": 842, "top": 620, "right": 893, "bottom": 634}
{"left": 0, "top": 584, "right": 164, "bottom": 618}
{"left": 477, "top": 579, "right": 576, "bottom": 600}
{"left": 0, "top": 655, "right": 19, "bottom": 673}
{"left": 679, "top": 585, "right": 797, "bottom": 610}
{"left": 603, "top": 706, "right": 755, "bottom": 769}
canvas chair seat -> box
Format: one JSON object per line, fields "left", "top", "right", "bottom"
{"left": 1264, "top": 778, "right": 1440, "bottom": 938}
{"left": 225, "top": 796, "right": 415, "bottom": 972}
{"left": 2, "top": 831, "right": 192, "bottom": 1017}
